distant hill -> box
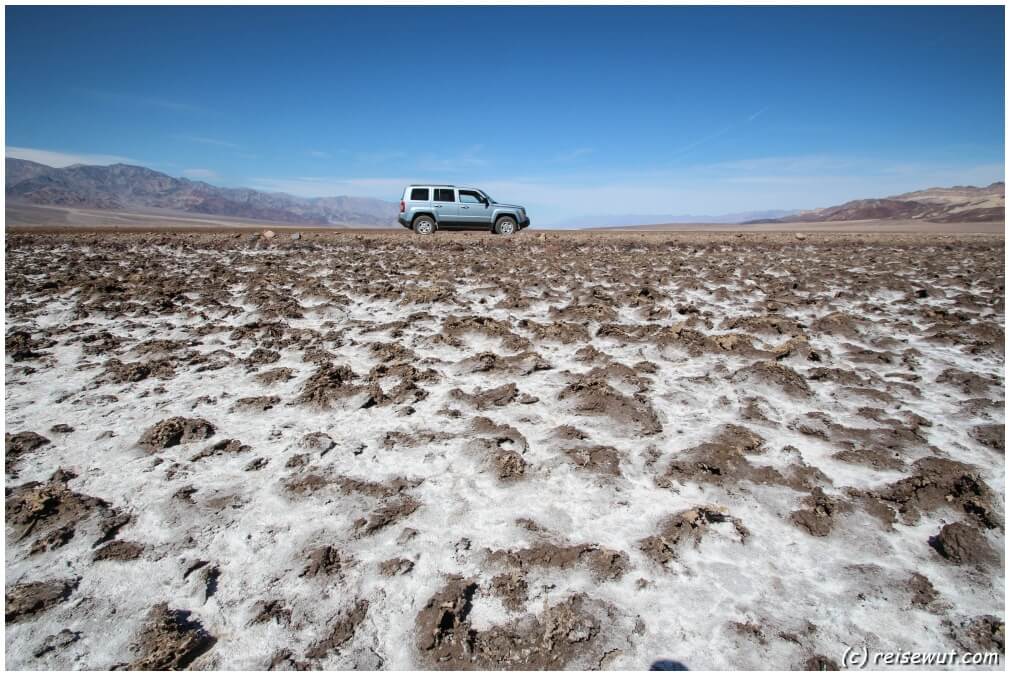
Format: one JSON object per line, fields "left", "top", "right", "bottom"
{"left": 5, "top": 158, "right": 400, "bottom": 227}
{"left": 560, "top": 209, "right": 800, "bottom": 228}
{"left": 745, "top": 183, "right": 1004, "bottom": 224}
{"left": 5, "top": 158, "right": 56, "bottom": 187}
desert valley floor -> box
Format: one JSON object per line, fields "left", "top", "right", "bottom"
{"left": 4, "top": 230, "right": 1005, "bottom": 669}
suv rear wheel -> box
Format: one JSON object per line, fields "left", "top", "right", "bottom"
{"left": 495, "top": 216, "right": 517, "bottom": 235}
{"left": 413, "top": 216, "right": 435, "bottom": 235}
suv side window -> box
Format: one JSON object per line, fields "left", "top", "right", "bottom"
{"left": 410, "top": 188, "right": 429, "bottom": 201}
{"left": 458, "top": 191, "right": 483, "bottom": 204}
{"left": 434, "top": 188, "right": 455, "bottom": 202}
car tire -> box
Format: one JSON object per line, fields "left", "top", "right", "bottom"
{"left": 495, "top": 216, "right": 517, "bottom": 235}
{"left": 413, "top": 216, "right": 436, "bottom": 235}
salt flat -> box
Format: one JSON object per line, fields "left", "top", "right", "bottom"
{"left": 5, "top": 231, "right": 1004, "bottom": 669}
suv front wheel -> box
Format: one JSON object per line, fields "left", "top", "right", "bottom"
{"left": 413, "top": 216, "right": 435, "bottom": 235}
{"left": 494, "top": 216, "right": 517, "bottom": 235}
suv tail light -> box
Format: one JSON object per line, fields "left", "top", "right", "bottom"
{"left": 399, "top": 200, "right": 405, "bottom": 213}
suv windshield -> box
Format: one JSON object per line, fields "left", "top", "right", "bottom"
{"left": 480, "top": 191, "right": 496, "bottom": 204}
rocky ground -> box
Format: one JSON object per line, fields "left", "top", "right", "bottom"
{"left": 4, "top": 230, "right": 1005, "bottom": 669}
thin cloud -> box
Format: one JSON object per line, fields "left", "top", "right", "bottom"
{"left": 308, "top": 150, "right": 331, "bottom": 159}
{"left": 704, "top": 154, "right": 863, "bottom": 175}
{"left": 77, "top": 88, "right": 205, "bottom": 113}
{"left": 6, "top": 146, "right": 136, "bottom": 167}
{"left": 669, "top": 124, "right": 735, "bottom": 157}
{"left": 670, "top": 105, "right": 770, "bottom": 158}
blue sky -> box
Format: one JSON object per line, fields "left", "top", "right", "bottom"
{"left": 6, "top": 6, "right": 1005, "bottom": 224}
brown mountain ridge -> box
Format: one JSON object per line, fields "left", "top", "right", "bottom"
{"left": 746, "top": 182, "right": 1004, "bottom": 224}
{"left": 5, "top": 158, "right": 399, "bottom": 227}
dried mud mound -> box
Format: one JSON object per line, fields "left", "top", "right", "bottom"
{"left": 870, "top": 456, "right": 1001, "bottom": 529}
{"left": 295, "top": 363, "right": 362, "bottom": 408}
{"left": 415, "top": 577, "right": 628, "bottom": 669}
{"left": 558, "top": 376, "right": 662, "bottom": 435}
{"left": 6, "top": 469, "right": 130, "bottom": 555}
{"left": 486, "top": 541, "right": 630, "bottom": 581}
{"left": 305, "top": 599, "right": 370, "bottom": 659}
{"left": 4, "top": 231, "right": 1004, "bottom": 669}
{"left": 122, "top": 603, "right": 216, "bottom": 669}
{"left": 5, "top": 431, "right": 51, "bottom": 476}
{"left": 929, "top": 522, "right": 999, "bottom": 566}
{"left": 6, "top": 578, "right": 79, "bottom": 624}
{"left": 639, "top": 506, "right": 749, "bottom": 564}
{"left": 137, "top": 417, "right": 215, "bottom": 451}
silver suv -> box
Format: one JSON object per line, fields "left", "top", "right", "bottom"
{"left": 398, "top": 185, "right": 530, "bottom": 235}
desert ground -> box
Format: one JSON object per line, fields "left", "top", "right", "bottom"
{"left": 4, "top": 228, "right": 1005, "bottom": 669}
{"left": 5, "top": 203, "right": 330, "bottom": 233}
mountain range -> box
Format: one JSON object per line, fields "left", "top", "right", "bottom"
{"left": 5, "top": 158, "right": 400, "bottom": 227}
{"left": 5, "top": 157, "right": 1005, "bottom": 228}
{"left": 745, "top": 183, "right": 1004, "bottom": 224}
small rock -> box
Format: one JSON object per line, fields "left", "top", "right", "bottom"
{"left": 378, "top": 558, "right": 415, "bottom": 576}
{"left": 795, "top": 232, "right": 807, "bottom": 241}
{"left": 190, "top": 438, "right": 251, "bottom": 461}
{"left": 262, "top": 230, "right": 275, "bottom": 240}
{"left": 93, "top": 540, "right": 145, "bottom": 562}
{"left": 49, "top": 424, "right": 75, "bottom": 434}
{"left": 138, "top": 417, "right": 215, "bottom": 451}
{"left": 929, "top": 522, "right": 996, "bottom": 565}
{"left": 494, "top": 450, "right": 527, "bottom": 480}
{"left": 285, "top": 453, "right": 310, "bottom": 469}
{"left": 301, "top": 432, "right": 335, "bottom": 454}
{"left": 291, "top": 232, "right": 301, "bottom": 240}
{"left": 907, "top": 572, "right": 939, "bottom": 608}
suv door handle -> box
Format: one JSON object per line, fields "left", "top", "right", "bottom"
{"left": 434, "top": 205, "right": 442, "bottom": 208}
{"left": 461, "top": 206, "right": 469, "bottom": 209}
